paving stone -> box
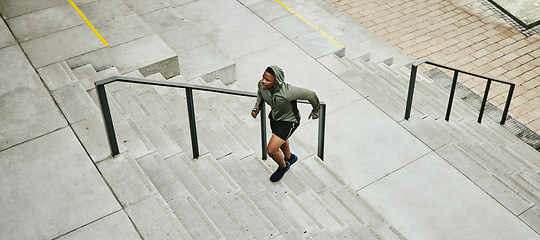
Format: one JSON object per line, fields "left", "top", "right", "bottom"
{"left": 0, "top": 0, "right": 64, "bottom": 19}
{"left": 57, "top": 211, "right": 140, "bottom": 240}
{"left": 140, "top": 7, "right": 184, "bottom": 33}
{"left": 269, "top": 13, "right": 318, "bottom": 40}
{"left": 248, "top": 0, "right": 292, "bottom": 22}
{"left": 519, "top": 205, "right": 540, "bottom": 234}
{"left": 7, "top": 3, "right": 82, "bottom": 42}
{"left": 359, "top": 152, "right": 540, "bottom": 240}
{"left": 78, "top": 0, "right": 133, "bottom": 25}
{"left": 94, "top": 13, "right": 153, "bottom": 47}
{"left": 123, "top": 0, "right": 170, "bottom": 15}
{"left": 177, "top": 43, "right": 235, "bottom": 83}
{"left": 158, "top": 21, "right": 211, "bottom": 54}
{"left": 0, "top": 45, "right": 67, "bottom": 150}
{"left": 0, "top": 18, "right": 16, "bottom": 48}
{"left": 21, "top": 24, "right": 106, "bottom": 68}
{"left": 174, "top": 0, "right": 249, "bottom": 35}
{"left": 0, "top": 127, "right": 120, "bottom": 240}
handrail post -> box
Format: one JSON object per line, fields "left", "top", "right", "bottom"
{"left": 501, "top": 84, "right": 515, "bottom": 125}
{"left": 185, "top": 88, "right": 199, "bottom": 159}
{"left": 317, "top": 103, "right": 326, "bottom": 160}
{"left": 446, "top": 71, "right": 459, "bottom": 122}
{"left": 260, "top": 104, "right": 267, "bottom": 160}
{"left": 96, "top": 84, "right": 120, "bottom": 156}
{"left": 478, "top": 79, "right": 492, "bottom": 123}
{"left": 405, "top": 64, "right": 418, "bottom": 120}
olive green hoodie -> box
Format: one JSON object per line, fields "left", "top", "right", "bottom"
{"left": 253, "top": 65, "right": 320, "bottom": 123}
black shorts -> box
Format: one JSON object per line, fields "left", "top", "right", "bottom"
{"left": 269, "top": 114, "right": 299, "bottom": 141}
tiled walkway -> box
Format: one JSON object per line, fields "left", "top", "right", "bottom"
{"left": 324, "top": 0, "right": 540, "bottom": 133}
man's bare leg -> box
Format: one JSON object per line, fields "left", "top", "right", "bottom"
{"left": 267, "top": 134, "right": 287, "bottom": 167}
{"left": 280, "top": 139, "right": 291, "bottom": 161}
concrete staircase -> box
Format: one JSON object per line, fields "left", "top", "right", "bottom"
{"left": 318, "top": 53, "right": 540, "bottom": 233}
{"left": 2, "top": 0, "right": 540, "bottom": 238}
{"left": 43, "top": 60, "right": 405, "bottom": 239}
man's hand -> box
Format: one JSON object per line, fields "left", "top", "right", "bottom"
{"left": 251, "top": 109, "right": 260, "bottom": 118}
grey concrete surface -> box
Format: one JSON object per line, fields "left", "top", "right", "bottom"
{"left": 20, "top": 24, "right": 105, "bottom": 68}
{"left": 1, "top": 0, "right": 540, "bottom": 239}
{"left": 57, "top": 211, "right": 141, "bottom": 240}
{"left": 6, "top": 3, "right": 83, "bottom": 42}
{"left": 94, "top": 14, "right": 153, "bottom": 47}
{"left": 110, "top": 34, "right": 179, "bottom": 77}
{"left": 0, "top": 45, "right": 67, "bottom": 150}
{"left": 0, "top": 127, "right": 120, "bottom": 239}
{"left": 359, "top": 152, "right": 540, "bottom": 240}
{"left": 0, "top": 19, "right": 16, "bottom": 49}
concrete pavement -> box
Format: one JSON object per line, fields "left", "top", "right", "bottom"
{"left": 1, "top": 0, "right": 539, "bottom": 239}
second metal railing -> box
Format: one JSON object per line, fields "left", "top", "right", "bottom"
{"left": 95, "top": 76, "right": 327, "bottom": 160}
{"left": 405, "top": 60, "right": 515, "bottom": 124}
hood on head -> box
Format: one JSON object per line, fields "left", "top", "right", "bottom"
{"left": 268, "top": 65, "right": 284, "bottom": 91}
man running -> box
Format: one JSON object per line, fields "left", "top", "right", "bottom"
{"left": 251, "top": 65, "right": 320, "bottom": 182}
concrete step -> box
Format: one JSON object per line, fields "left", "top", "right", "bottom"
{"left": 162, "top": 152, "right": 214, "bottom": 199}
{"left": 251, "top": 192, "right": 304, "bottom": 238}
{"left": 222, "top": 191, "right": 280, "bottom": 239}
{"left": 164, "top": 120, "right": 211, "bottom": 158}
{"left": 436, "top": 143, "right": 534, "bottom": 216}
{"left": 167, "top": 192, "right": 225, "bottom": 239}
{"left": 135, "top": 152, "right": 187, "bottom": 202}
{"left": 72, "top": 64, "right": 101, "bottom": 91}
{"left": 37, "top": 60, "right": 79, "bottom": 91}
{"left": 136, "top": 117, "right": 182, "bottom": 159}
{"left": 96, "top": 153, "right": 159, "bottom": 207}
{"left": 191, "top": 154, "right": 240, "bottom": 196}
{"left": 296, "top": 189, "right": 349, "bottom": 236}
{"left": 114, "top": 117, "right": 157, "bottom": 159}
{"left": 110, "top": 34, "right": 180, "bottom": 78}
{"left": 71, "top": 114, "right": 127, "bottom": 163}
{"left": 125, "top": 194, "right": 193, "bottom": 240}
{"left": 51, "top": 81, "right": 100, "bottom": 124}
{"left": 399, "top": 115, "right": 452, "bottom": 150}
{"left": 196, "top": 194, "right": 252, "bottom": 239}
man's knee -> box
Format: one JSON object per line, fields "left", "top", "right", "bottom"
{"left": 267, "top": 145, "right": 279, "bottom": 156}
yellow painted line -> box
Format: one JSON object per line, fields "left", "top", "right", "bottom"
{"left": 274, "top": 0, "right": 344, "bottom": 49}
{"left": 275, "top": 0, "right": 295, "bottom": 13}
{"left": 320, "top": 30, "right": 345, "bottom": 49}
{"left": 66, "top": 0, "right": 109, "bottom": 46}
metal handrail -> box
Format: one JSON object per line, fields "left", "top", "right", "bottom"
{"left": 95, "top": 76, "right": 327, "bottom": 160}
{"left": 405, "top": 60, "right": 515, "bottom": 124}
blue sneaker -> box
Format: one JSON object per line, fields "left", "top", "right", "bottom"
{"left": 286, "top": 154, "right": 298, "bottom": 165}
{"left": 270, "top": 161, "right": 290, "bottom": 182}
